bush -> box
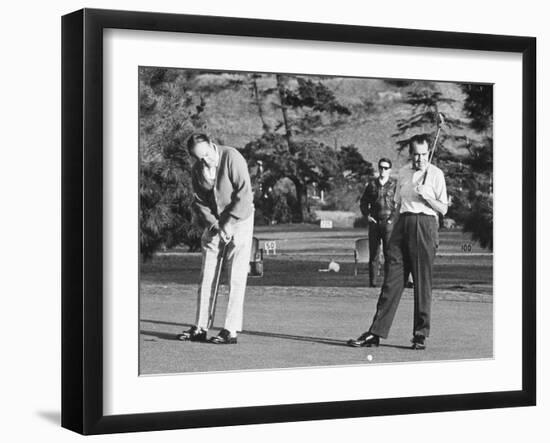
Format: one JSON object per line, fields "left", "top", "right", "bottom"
{"left": 272, "top": 194, "right": 294, "bottom": 224}
{"left": 322, "top": 179, "right": 363, "bottom": 212}
{"left": 462, "top": 193, "right": 493, "bottom": 250}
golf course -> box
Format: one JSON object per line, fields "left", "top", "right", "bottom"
{"left": 140, "top": 225, "right": 493, "bottom": 374}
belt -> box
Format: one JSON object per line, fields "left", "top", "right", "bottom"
{"left": 401, "top": 212, "right": 434, "bottom": 217}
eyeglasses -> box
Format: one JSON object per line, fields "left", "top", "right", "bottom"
{"left": 379, "top": 165, "right": 391, "bottom": 170}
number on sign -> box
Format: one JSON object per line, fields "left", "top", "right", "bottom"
{"left": 264, "top": 241, "right": 277, "bottom": 255}
{"left": 461, "top": 243, "right": 472, "bottom": 253}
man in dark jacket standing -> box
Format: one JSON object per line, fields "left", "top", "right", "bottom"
{"left": 360, "top": 158, "right": 396, "bottom": 287}
{"left": 179, "top": 133, "right": 254, "bottom": 345}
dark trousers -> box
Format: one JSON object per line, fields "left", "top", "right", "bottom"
{"left": 368, "top": 213, "right": 438, "bottom": 339}
{"left": 368, "top": 220, "right": 393, "bottom": 286}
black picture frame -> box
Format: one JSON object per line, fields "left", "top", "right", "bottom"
{"left": 61, "top": 8, "right": 536, "bottom": 435}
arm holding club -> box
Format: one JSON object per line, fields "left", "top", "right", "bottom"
{"left": 416, "top": 184, "right": 448, "bottom": 215}
{"left": 421, "top": 112, "right": 445, "bottom": 185}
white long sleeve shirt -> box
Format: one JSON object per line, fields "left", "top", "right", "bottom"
{"left": 395, "top": 163, "right": 448, "bottom": 217}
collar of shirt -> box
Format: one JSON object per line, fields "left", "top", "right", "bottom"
{"left": 411, "top": 161, "right": 429, "bottom": 173}
{"left": 211, "top": 143, "right": 220, "bottom": 167}
{"left": 398, "top": 163, "right": 443, "bottom": 217}
{"left": 203, "top": 144, "right": 220, "bottom": 182}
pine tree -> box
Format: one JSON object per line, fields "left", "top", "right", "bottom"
{"left": 393, "top": 83, "right": 464, "bottom": 153}
{"left": 244, "top": 74, "right": 352, "bottom": 222}
{"left": 139, "top": 67, "right": 207, "bottom": 260}
{"left": 392, "top": 82, "right": 493, "bottom": 250}
{"left": 455, "top": 84, "right": 493, "bottom": 249}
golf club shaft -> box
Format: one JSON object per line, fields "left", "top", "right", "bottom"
{"left": 421, "top": 125, "right": 442, "bottom": 185}
{"left": 207, "top": 241, "right": 228, "bottom": 329}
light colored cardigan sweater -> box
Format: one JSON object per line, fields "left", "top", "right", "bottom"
{"left": 191, "top": 145, "right": 254, "bottom": 228}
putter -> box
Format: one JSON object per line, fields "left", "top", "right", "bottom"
{"left": 176, "top": 237, "right": 229, "bottom": 341}
{"left": 207, "top": 239, "right": 229, "bottom": 329}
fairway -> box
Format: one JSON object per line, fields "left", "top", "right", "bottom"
{"left": 140, "top": 225, "right": 493, "bottom": 374}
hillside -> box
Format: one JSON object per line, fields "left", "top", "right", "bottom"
{"left": 191, "top": 71, "right": 473, "bottom": 169}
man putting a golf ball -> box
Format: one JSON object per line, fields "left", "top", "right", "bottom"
{"left": 178, "top": 133, "right": 254, "bottom": 345}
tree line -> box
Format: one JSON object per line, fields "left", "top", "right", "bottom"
{"left": 139, "top": 68, "right": 493, "bottom": 260}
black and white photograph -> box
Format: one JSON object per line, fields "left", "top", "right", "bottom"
{"left": 138, "top": 68, "right": 494, "bottom": 374}
{"left": 3, "top": 0, "right": 546, "bottom": 441}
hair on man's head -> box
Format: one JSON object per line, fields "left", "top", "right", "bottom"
{"left": 186, "top": 133, "right": 211, "bottom": 152}
{"left": 408, "top": 134, "right": 430, "bottom": 154}
{"left": 378, "top": 157, "right": 392, "bottom": 169}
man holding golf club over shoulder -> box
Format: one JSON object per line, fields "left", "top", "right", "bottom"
{"left": 348, "top": 131, "right": 448, "bottom": 350}
{"left": 179, "top": 133, "right": 254, "bottom": 345}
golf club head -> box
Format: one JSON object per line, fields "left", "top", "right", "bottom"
{"left": 436, "top": 111, "right": 445, "bottom": 127}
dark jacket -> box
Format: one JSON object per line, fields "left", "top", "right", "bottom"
{"left": 360, "top": 177, "right": 396, "bottom": 221}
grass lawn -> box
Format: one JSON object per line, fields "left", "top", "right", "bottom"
{"left": 147, "top": 227, "right": 492, "bottom": 294}
{"left": 140, "top": 225, "right": 493, "bottom": 374}
{"left": 140, "top": 284, "right": 492, "bottom": 374}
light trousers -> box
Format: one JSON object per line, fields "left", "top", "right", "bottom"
{"left": 195, "top": 214, "right": 254, "bottom": 334}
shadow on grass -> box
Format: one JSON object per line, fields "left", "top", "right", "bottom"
{"left": 141, "top": 330, "right": 185, "bottom": 341}
{"left": 140, "top": 318, "right": 411, "bottom": 349}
